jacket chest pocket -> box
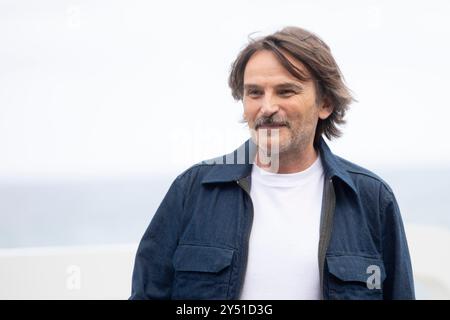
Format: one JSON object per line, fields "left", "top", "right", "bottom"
{"left": 326, "top": 255, "right": 386, "bottom": 300}
{"left": 171, "top": 244, "right": 234, "bottom": 300}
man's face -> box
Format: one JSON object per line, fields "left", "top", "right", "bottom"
{"left": 242, "top": 50, "right": 332, "bottom": 156}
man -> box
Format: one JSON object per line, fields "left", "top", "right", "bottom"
{"left": 130, "top": 26, "right": 415, "bottom": 300}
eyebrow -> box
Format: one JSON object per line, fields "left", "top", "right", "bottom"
{"left": 243, "top": 82, "right": 303, "bottom": 91}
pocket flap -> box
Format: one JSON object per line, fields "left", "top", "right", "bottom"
{"left": 326, "top": 255, "right": 386, "bottom": 283}
{"left": 173, "top": 245, "right": 234, "bottom": 273}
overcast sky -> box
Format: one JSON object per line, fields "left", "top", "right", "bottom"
{"left": 1, "top": 0, "right": 449, "bottom": 177}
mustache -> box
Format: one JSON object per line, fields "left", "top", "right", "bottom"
{"left": 254, "top": 116, "right": 289, "bottom": 129}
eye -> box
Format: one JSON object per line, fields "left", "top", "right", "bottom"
{"left": 246, "top": 89, "right": 263, "bottom": 97}
{"left": 278, "top": 89, "right": 296, "bottom": 97}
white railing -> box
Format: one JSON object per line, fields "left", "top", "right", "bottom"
{"left": 0, "top": 223, "right": 449, "bottom": 299}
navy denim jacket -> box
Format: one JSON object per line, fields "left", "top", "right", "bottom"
{"left": 130, "top": 137, "right": 415, "bottom": 300}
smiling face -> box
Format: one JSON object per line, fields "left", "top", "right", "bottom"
{"left": 243, "top": 50, "right": 333, "bottom": 157}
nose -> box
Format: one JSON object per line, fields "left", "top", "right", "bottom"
{"left": 260, "top": 94, "right": 280, "bottom": 116}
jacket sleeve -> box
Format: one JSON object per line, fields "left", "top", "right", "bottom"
{"left": 129, "top": 175, "right": 186, "bottom": 299}
{"left": 380, "top": 184, "right": 415, "bottom": 299}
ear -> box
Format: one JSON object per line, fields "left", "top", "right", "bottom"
{"left": 318, "top": 98, "right": 333, "bottom": 120}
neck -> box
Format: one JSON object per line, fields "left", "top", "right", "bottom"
{"left": 255, "top": 142, "right": 318, "bottom": 174}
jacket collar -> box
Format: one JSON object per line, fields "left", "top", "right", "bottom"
{"left": 201, "top": 137, "right": 357, "bottom": 193}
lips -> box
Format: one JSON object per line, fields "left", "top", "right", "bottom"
{"left": 257, "top": 124, "right": 287, "bottom": 129}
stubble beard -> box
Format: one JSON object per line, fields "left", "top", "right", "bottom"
{"left": 250, "top": 123, "right": 312, "bottom": 158}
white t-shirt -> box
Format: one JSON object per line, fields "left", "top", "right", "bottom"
{"left": 240, "top": 154, "right": 325, "bottom": 300}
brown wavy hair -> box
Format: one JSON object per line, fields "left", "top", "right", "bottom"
{"left": 228, "top": 26, "right": 355, "bottom": 141}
